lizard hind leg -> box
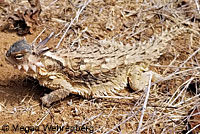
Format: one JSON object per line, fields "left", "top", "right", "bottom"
{"left": 128, "top": 64, "right": 163, "bottom": 91}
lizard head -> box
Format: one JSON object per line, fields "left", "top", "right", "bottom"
{"left": 6, "top": 39, "right": 34, "bottom": 71}
{"left": 5, "top": 32, "right": 54, "bottom": 73}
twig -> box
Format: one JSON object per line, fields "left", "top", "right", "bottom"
{"left": 0, "top": 103, "right": 8, "bottom": 112}
{"left": 195, "top": 0, "right": 200, "bottom": 14}
{"left": 168, "top": 77, "right": 194, "bottom": 106}
{"left": 163, "top": 54, "right": 179, "bottom": 75}
{"left": 107, "top": 105, "right": 116, "bottom": 117}
{"left": 81, "top": 112, "right": 102, "bottom": 126}
{"left": 166, "top": 44, "right": 200, "bottom": 80}
{"left": 179, "top": 45, "right": 200, "bottom": 69}
{"left": 64, "top": 112, "right": 102, "bottom": 134}
{"left": 51, "top": 18, "right": 66, "bottom": 23}
{"left": 151, "top": 64, "right": 193, "bottom": 69}
{"left": 92, "top": 126, "right": 104, "bottom": 134}
{"left": 173, "top": 92, "right": 200, "bottom": 107}
{"left": 54, "top": 122, "right": 67, "bottom": 134}
{"left": 157, "top": 67, "right": 200, "bottom": 83}
{"left": 32, "top": 28, "right": 46, "bottom": 44}
{"left": 186, "top": 124, "right": 200, "bottom": 134}
{"left": 43, "top": 0, "right": 58, "bottom": 11}
{"left": 136, "top": 72, "right": 152, "bottom": 134}
{"left": 104, "top": 112, "right": 138, "bottom": 134}
{"left": 94, "top": 95, "right": 136, "bottom": 100}
{"left": 55, "top": 0, "right": 91, "bottom": 48}
{"left": 31, "top": 109, "right": 51, "bottom": 134}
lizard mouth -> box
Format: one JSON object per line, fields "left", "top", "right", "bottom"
{"left": 17, "top": 61, "right": 44, "bottom": 73}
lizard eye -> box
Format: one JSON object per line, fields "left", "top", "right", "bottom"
{"left": 15, "top": 53, "right": 24, "bottom": 60}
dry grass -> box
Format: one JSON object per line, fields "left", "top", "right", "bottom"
{"left": 1, "top": 0, "right": 200, "bottom": 133}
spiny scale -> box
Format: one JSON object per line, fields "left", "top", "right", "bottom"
{"left": 41, "top": 39, "right": 160, "bottom": 84}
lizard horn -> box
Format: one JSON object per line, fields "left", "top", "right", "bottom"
{"left": 35, "top": 32, "right": 54, "bottom": 56}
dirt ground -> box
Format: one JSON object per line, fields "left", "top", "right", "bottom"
{"left": 0, "top": 0, "right": 200, "bottom": 133}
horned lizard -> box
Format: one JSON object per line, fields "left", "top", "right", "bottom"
{"left": 5, "top": 29, "right": 182, "bottom": 106}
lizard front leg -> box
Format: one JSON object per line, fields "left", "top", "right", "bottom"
{"left": 41, "top": 88, "right": 70, "bottom": 107}
{"left": 39, "top": 76, "right": 74, "bottom": 107}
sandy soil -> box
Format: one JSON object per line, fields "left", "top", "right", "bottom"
{"left": 0, "top": 0, "right": 200, "bottom": 133}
